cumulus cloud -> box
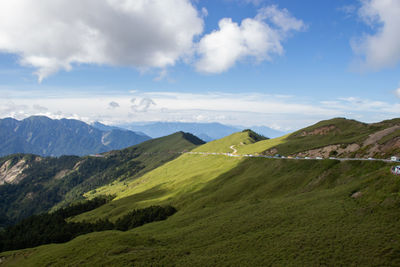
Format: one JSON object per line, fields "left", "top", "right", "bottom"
{"left": 237, "top": 0, "right": 265, "bottom": 6}
{"left": 256, "top": 5, "right": 305, "bottom": 32}
{"left": 201, "top": 7, "right": 208, "bottom": 17}
{"left": 395, "top": 88, "right": 400, "bottom": 98}
{"left": 195, "top": 5, "right": 305, "bottom": 73}
{"left": 0, "top": 0, "right": 204, "bottom": 82}
{"left": 353, "top": 0, "right": 400, "bottom": 70}
{"left": 338, "top": 5, "right": 357, "bottom": 17}
{"left": 131, "top": 97, "right": 156, "bottom": 112}
{"left": 108, "top": 101, "right": 120, "bottom": 109}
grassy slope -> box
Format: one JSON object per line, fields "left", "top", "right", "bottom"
{"left": 2, "top": 158, "right": 400, "bottom": 266}
{"left": 58, "top": 132, "right": 204, "bottom": 207}
{"left": 270, "top": 118, "right": 375, "bottom": 155}
{"left": 192, "top": 118, "right": 378, "bottom": 157}
{"left": 2, "top": 127, "right": 400, "bottom": 266}
{"left": 236, "top": 117, "right": 400, "bottom": 157}
{"left": 192, "top": 130, "right": 265, "bottom": 153}
{"left": 70, "top": 130, "right": 261, "bottom": 222}
{"left": 75, "top": 130, "right": 264, "bottom": 222}
{"left": 236, "top": 134, "right": 289, "bottom": 154}
{"left": 78, "top": 154, "right": 242, "bottom": 222}
{"left": 0, "top": 132, "right": 203, "bottom": 226}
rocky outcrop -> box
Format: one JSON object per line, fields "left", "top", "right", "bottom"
{"left": 293, "top": 144, "right": 360, "bottom": 158}
{"left": 54, "top": 169, "right": 73, "bottom": 180}
{"left": 0, "top": 159, "right": 30, "bottom": 185}
{"left": 291, "top": 137, "right": 400, "bottom": 159}
{"left": 300, "top": 125, "right": 337, "bottom": 136}
{"left": 363, "top": 126, "right": 400, "bottom": 146}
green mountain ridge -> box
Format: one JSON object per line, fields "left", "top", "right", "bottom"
{"left": 235, "top": 117, "right": 400, "bottom": 158}
{"left": 2, "top": 118, "right": 400, "bottom": 265}
{"left": 0, "top": 132, "right": 204, "bottom": 227}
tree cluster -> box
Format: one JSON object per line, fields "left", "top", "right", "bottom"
{"left": 115, "top": 205, "right": 177, "bottom": 231}
{"left": 52, "top": 195, "right": 114, "bottom": 218}
{"left": 0, "top": 202, "right": 176, "bottom": 252}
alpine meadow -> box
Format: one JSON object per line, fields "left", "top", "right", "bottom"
{"left": 1, "top": 0, "right": 400, "bottom": 266}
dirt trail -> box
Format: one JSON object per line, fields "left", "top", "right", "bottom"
{"left": 230, "top": 145, "right": 238, "bottom": 154}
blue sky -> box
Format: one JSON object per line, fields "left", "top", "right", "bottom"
{"left": 0, "top": 0, "right": 400, "bottom": 131}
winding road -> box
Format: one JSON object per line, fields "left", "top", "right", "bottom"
{"left": 229, "top": 145, "right": 237, "bottom": 154}
{"left": 185, "top": 148, "right": 395, "bottom": 163}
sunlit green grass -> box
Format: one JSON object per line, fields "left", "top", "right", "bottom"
{"left": 192, "top": 131, "right": 261, "bottom": 153}
{"left": 77, "top": 154, "right": 242, "bottom": 222}
{"left": 3, "top": 157, "right": 400, "bottom": 266}
{"left": 236, "top": 134, "right": 289, "bottom": 154}
{"left": 3, "top": 128, "right": 400, "bottom": 266}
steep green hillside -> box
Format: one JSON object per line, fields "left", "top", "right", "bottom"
{"left": 236, "top": 134, "right": 289, "bottom": 154}
{"left": 236, "top": 117, "right": 400, "bottom": 158}
{"left": 268, "top": 118, "right": 374, "bottom": 155}
{"left": 73, "top": 131, "right": 261, "bottom": 222}
{"left": 2, "top": 119, "right": 400, "bottom": 265}
{"left": 2, "top": 156, "right": 399, "bottom": 266}
{"left": 193, "top": 129, "right": 266, "bottom": 153}
{"left": 0, "top": 132, "right": 203, "bottom": 227}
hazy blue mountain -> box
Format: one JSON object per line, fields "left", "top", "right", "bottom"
{"left": 91, "top": 122, "right": 149, "bottom": 137}
{"left": 0, "top": 116, "right": 151, "bottom": 157}
{"left": 248, "top": 126, "right": 286, "bottom": 138}
{"left": 90, "top": 121, "right": 122, "bottom": 132}
{"left": 118, "top": 121, "right": 285, "bottom": 141}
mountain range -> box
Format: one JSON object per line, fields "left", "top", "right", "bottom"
{"left": 118, "top": 121, "right": 285, "bottom": 141}
{"left": 1, "top": 117, "right": 400, "bottom": 265}
{"left": 0, "top": 116, "right": 151, "bottom": 157}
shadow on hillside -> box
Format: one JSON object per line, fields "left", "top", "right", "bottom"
{"left": 75, "top": 185, "right": 168, "bottom": 221}
{"left": 175, "top": 157, "right": 390, "bottom": 210}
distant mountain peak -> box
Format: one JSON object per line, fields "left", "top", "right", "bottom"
{"left": 242, "top": 129, "right": 268, "bottom": 142}
{"left": 178, "top": 131, "right": 206, "bottom": 145}
{"left": 0, "top": 116, "right": 151, "bottom": 157}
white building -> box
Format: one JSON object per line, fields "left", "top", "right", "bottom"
{"left": 391, "top": 156, "right": 400, "bottom": 162}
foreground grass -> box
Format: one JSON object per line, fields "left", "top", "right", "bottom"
{"left": 2, "top": 157, "right": 400, "bottom": 266}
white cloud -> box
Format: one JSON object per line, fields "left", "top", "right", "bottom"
{"left": 195, "top": 5, "right": 305, "bottom": 73}
{"left": 353, "top": 0, "right": 400, "bottom": 70}
{"left": 338, "top": 5, "right": 357, "bottom": 17}
{"left": 395, "top": 88, "right": 400, "bottom": 98}
{"left": 2, "top": 89, "right": 399, "bottom": 131}
{"left": 256, "top": 5, "right": 306, "bottom": 32}
{"left": 0, "top": 0, "right": 204, "bottom": 82}
{"left": 237, "top": 0, "right": 264, "bottom": 6}
{"left": 130, "top": 97, "right": 156, "bottom": 112}
{"left": 108, "top": 101, "right": 120, "bottom": 109}
{"left": 32, "top": 104, "right": 48, "bottom": 112}
{"left": 201, "top": 7, "right": 208, "bottom": 17}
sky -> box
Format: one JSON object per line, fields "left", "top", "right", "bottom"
{"left": 0, "top": 0, "right": 400, "bottom": 131}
